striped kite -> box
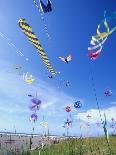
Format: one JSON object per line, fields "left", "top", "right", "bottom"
{"left": 18, "top": 19, "right": 56, "bottom": 76}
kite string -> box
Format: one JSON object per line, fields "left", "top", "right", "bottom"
{"left": 90, "top": 65, "right": 103, "bottom": 123}
{"left": 0, "top": 31, "right": 29, "bottom": 61}
{"left": 33, "top": 0, "right": 51, "bottom": 39}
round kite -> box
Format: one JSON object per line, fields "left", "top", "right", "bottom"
{"left": 104, "top": 90, "right": 112, "bottom": 96}
{"left": 74, "top": 101, "right": 82, "bottom": 109}
{"left": 29, "top": 98, "right": 42, "bottom": 111}
{"left": 23, "top": 72, "right": 35, "bottom": 84}
{"left": 30, "top": 113, "right": 38, "bottom": 122}
{"left": 65, "top": 106, "right": 71, "bottom": 112}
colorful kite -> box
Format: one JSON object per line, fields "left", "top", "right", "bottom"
{"left": 88, "top": 12, "right": 116, "bottom": 60}
{"left": 74, "top": 101, "right": 82, "bottom": 109}
{"left": 29, "top": 98, "right": 42, "bottom": 111}
{"left": 18, "top": 19, "right": 56, "bottom": 76}
{"left": 64, "top": 118, "right": 72, "bottom": 128}
{"left": 65, "top": 106, "right": 71, "bottom": 113}
{"left": 65, "top": 81, "right": 70, "bottom": 87}
{"left": 40, "top": 0, "right": 52, "bottom": 13}
{"left": 23, "top": 72, "right": 35, "bottom": 84}
{"left": 30, "top": 113, "right": 38, "bottom": 122}
{"left": 59, "top": 54, "right": 72, "bottom": 64}
{"left": 33, "top": 0, "right": 52, "bottom": 14}
{"left": 104, "top": 90, "right": 112, "bottom": 96}
{"left": 89, "top": 50, "right": 101, "bottom": 60}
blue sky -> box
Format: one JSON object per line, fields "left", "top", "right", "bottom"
{"left": 0, "top": 0, "right": 116, "bottom": 136}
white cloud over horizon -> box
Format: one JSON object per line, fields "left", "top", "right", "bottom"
{"left": 75, "top": 106, "right": 116, "bottom": 123}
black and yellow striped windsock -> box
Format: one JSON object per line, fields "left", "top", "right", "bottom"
{"left": 18, "top": 19, "right": 56, "bottom": 76}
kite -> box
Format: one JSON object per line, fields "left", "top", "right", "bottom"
{"left": 30, "top": 113, "right": 38, "bottom": 122}
{"left": 86, "top": 114, "right": 92, "bottom": 119}
{"left": 18, "top": 19, "right": 56, "bottom": 76}
{"left": 88, "top": 11, "right": 116, "bottom": 60}
{"left": 65, "top": 106, "right": 71, "bottom": 113}
{"left": 65, "top": 81, "right": 70, "bottom": 87}
{"left": 12, "top": 64, "right": 23, "bottom": 75}
{"left": 33, "top": 0, "right": 52, "bottom": 14}
{"left": 110, "top": 124, "right": 114, "bottom": 129}
{"left": 29, "top": 98, "right": 42, "bottom": 111}
{"left": 14, "top": 65, "right": 22, "bottom": 70}
{"left": 48, "top": 75, "right": 53, "bottom": 79}
{"left": 40, "top": 122, "right": 48, "bottom": 128}
{"left": 102, "top": 113, "right": 109, "bottom": 143}
{"left": 104, "top": 90, "right": 112, "bottom": 96}
{"left": 59, "top": 54, "right": 72, "bottom": 64}
{"left": 95, "top": 11, "right": 116, "bottom": 43}
{"left": 48, "top": 71, "right": 60, "bottom": 79}
{"left": 23, "top": 72, "right": 35, "bottom": 84}
{"left": 74, "top": 101, "right": 82, "bottom": 109}
{"left": 111, "top": 118, "right": 115, "bottom": 122}
{"left": 40, "top": 0, "right": 52, "bottom": 13}
{"left": 33, "top": 0, "right": 52, "bottom": 39}
{"left": 64, "top": 118, "right": 72, "bottom": 128}
{"left": 89, "top": 50, "right": 101, "bottom": 60}
{"left": 28, "top": 94, "right": 33, "bottom": 97}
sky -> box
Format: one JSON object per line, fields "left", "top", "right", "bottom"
{"left": 0, "top": 0, "right": 116, "bottom": 137}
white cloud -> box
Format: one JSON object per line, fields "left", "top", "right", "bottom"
{"left": 75, "top": 106, "right": 116, "bottom": 123}
{"left": 0, "top": 60, "right": 76, "bottom": 117}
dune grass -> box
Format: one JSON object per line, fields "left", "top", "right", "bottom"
{"left": 22, "top": 136, "right": 116, "bottom": 155}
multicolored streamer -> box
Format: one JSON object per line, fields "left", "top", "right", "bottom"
{"left": 88, "top": 12, "right": 116, "bottom": 57}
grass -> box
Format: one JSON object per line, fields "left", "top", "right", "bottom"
{"left": 22, "top": 136, "right": 116, "bottom": 155}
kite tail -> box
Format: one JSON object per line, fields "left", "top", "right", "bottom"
{"left": 33, "top": 0, "right": 51, "bottom": 39}
{"left": 90, "top": 67, "right": 113, "bottom": 153}
{"left": 90, "top": 72, "right": 103, "bottom": 123}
